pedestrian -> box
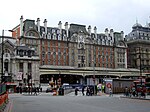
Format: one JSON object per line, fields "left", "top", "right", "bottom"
{"left": 82, "top": 86, "right": 85, "bottom": 96}
{"left": 37, "top": 87, "right": 39, "bottom": 93}
{"left": 34, "top": 87, "right": 37, "bottom": 96}
{"left": 141, "top": 88, "right": 146, "bottom": 98}
{"left": 75, "top": 87, "right": 79, "bottom": 96}
{"left": 109, "top": 87, "right": 113, "bottom": 97}
{"left": 40, "top": 87, "right": 42, "bottom": 92}
{"left": 86, "top": 86, "right": 90, "bottom": 96}
{"left": 125, "top": 86, "right": 128, "bottom": 96}
{"left": 102, "top": 84, "right": 105, "bottom": 93}
{"left": 19, "top": 86, "right": 22, "bottom": 94}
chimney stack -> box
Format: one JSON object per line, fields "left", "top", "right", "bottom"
{"left": 121, "top": 31, "right": 124, "bottom": 40}
{"left": 110, "top": 29, "right": 114, "bottom": 42}
{"left": 94, "top": 26, "right": 97, "bottom": 38}
{"left": 37, "top": 18, "right": 40, "bottom": 32}
{"left": 43, "top": 19, "right": 47, "bottom": 34}
{"left": 58, "top": 21, "right": 62, "bottom": 29}
{"left": 105, "top": 28, "right": 109, "bottom": 37}
{"left": 64, "top": 22, "right": 69, "bottom": 37}
{"left": 88, "top": 25, "right": 91, "bottom": 35}
{"left": 20, "top": 15, "right": 23, "bottom": 36}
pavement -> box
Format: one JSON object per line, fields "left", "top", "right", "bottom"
{"left": 3, "top": 92, "right": 150, "bottom": 112}
{"left": 120, "top": 94, "right": 150, "bottom": 100}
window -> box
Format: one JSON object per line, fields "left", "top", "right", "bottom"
{"left": 78, "top": 64, "right": 81, "bottom": 67}
{"left": 53, "top": 42, "right": 55, "bottom": 46}
{"left": 63, "top": 34, "right": 67, "bottom": 41}
{"left": 48, "top": 47, "right": 50, "bottom": 52}
{"left": 58, "top": 55, "right": 61, "bottom": 60}
{"left": 48, "top": 60, "right": 51, "bottom": 65}
{"left": 29, "top": 32, "right": 35, "bottom": 36}
{"left": 53, "top": 59, "right": 56, "bottom": 65}
{"left": 47, "top": 33, "right": 51, "bottom": 39}
{"left": 53, "top": 33, "right": 56, "bottom": 40}
{"left": 28, "top": 63, "right": 32, "bottom": 73}
{"left": 58, "top": 43, "right": 61, "bottom": 47}
{"left": 48, "top": 52, "right": 51, "bottom": 59}
{"left": 48, "top": 42, "right": 50, "bottom": 47}
{"left": 28, "top": 50, "right": 32, "bottom": 57}
{"left": 19, "top": 63, "right": 23, "bottom": 72}
{"left": 42, "top": 51, "right": 45, "bottom": 58}
{"left": 19, "top": 50, "right": 23, "bottom": 57}
{"left": 42, "top": 60, "right": 45, "bottom": 65}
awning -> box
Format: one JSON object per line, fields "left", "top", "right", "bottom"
{"left": 5, "top": 82, "right": 17, "bottom": 86}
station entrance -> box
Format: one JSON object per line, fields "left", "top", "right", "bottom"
{"left": 40, "top": 74, "right": 83, "bottom": 84}
{"left": 40, "top": 73, "right": 119, "bottom": 86}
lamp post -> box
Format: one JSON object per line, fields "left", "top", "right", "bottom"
{"left": 1, "top": 30, "right": 4, "bottom": 83}
{"left": 93, "top": 43, "right": 96, "bottom": 95}
{"left": 138, "top": 47, "right": 142, "bottom": 86}
{"left": 81, "top": 43, "right": 85, "bottom": 86}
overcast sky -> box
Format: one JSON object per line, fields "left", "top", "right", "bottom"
{"left": 0, "top": 0, "right": 150, "bottom": 36}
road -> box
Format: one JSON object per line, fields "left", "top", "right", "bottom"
{"left": 7, "top": 92, "right": 150, "bottom": 112}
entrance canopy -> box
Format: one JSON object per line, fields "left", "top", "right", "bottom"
{"left": 40, "top": 65, "right": 140, "bottom": 77}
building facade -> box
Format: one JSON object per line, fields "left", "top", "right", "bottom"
{"left": 126, "top": 21, "right": 150, "bottom": 76}
{"left": 8, "top": 16, "right": 140, "bottom": 85}
{"left": 0, "top": 37, "right": 40, "bottom": 86}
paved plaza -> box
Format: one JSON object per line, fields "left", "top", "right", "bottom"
{"left": 4, "top": 92, "right": 150, "bottom": 112}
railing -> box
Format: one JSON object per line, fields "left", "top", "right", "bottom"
{"left": 0, "top": 91, "right": 8, "bottom": 112}
{"left": 0, "top": 84, "right": 6, "bottom": 95}
{"left": 0, "top": 84, "right": 8, "bottom": 112}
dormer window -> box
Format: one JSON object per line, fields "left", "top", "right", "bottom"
{"left": 28, "top": 50, "right": 32, "bottom": 57}
{"left": 19, "top": 50, "right": 23, "bottom": 57}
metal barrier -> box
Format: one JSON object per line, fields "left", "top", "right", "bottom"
{"left": 0, "top": 84, "right": 6, "bottom": 95}
{"left": 0, "top": 91, "right": 8, "bottom": 112}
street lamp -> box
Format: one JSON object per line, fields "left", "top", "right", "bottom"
{"left": 1, "top": 30, "right": 4, "bottom": 83}
{"left": 93, "top": 43, "right": 96, "bottom": 95}
{"left": 138, "top": 47, "right": 142, "bottom": 86}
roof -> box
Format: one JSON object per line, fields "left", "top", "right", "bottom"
{"left": 16, "top": 45, "right": 31, "bottom": 51}
{"left": 132, "top": 23, "right": 142, "bottom": 28}
{"left": 0, "top": 36, "right": 16, "bottom": 45}
{"left": 69, "top": 23, "right": 89, "bottom": 34}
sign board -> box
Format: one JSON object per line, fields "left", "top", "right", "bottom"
{"left": 17, "top": 72, "right": 22, "bottom": 80}
{"left": 104, "top": 79, "right": 113, "bottom": 94}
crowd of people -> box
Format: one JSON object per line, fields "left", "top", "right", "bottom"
{"left": 124, "top": 86, "right": 146, "bottom": 98}
{"left": 75, "top": 84, "right": 106, "bottom": 96}
{"left": 16, "top": 86, "right": 42, "bottom": 95}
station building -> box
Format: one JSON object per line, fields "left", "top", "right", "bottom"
{"left": 0, "top": 16, "right": 140, "bottom": 86}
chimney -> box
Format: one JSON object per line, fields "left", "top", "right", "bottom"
{"left": 58, "top": 21, "right": 62, "bottom": 35}
{"left": 88, "top": 25, "right": 91, "bottom": 35}
{"left": 94, "top": 26, "right": 97, "bottom": 38}
{"left": 64, "top": 22, "right": 69, "bottom": 37}
{"left": 43, "top": 19, "right": 47, "bottom": 34}
{"left": 110, "top": 29, "right": 114, "bottom": 42}
{"left": 37, "top": 18, "right": 40, "bottom": 32}
{"left": 105, "top": 28, "right": 109, "bottom": 37}
{"left": 58, "top": 21, "right": 62, "bottom": 29}
{"left": 20, "top": 15, "right": 23, "bottom": 36}
{"left": 121, "top": 31, "right": 124, "bottom": 40}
